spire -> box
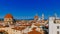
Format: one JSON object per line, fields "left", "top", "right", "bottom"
{"left": 54, "top": 13, "right": 57, "bottom": 18}
{"left": 42, "top": 13, "right": 44, "bottom": 20}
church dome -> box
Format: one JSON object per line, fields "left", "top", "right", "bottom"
{"left": 34, "top": 14, "right": 38, "bottom": 19}
{"left": 34, "top": 16, "right": 38, "bottom": 19}
{"left": 4, "top": 14, "right": 13, "bottom": 18}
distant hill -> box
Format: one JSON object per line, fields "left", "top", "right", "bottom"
{"left": 0, "top": 18, "right": 4, "bottom": 21}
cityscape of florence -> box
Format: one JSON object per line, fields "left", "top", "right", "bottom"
{"left": 0, "top": 0, "right": 60, "bottom": 34}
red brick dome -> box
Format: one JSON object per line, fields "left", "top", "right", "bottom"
{"left": 4, "top": 14, "right": 13, "bottom": 18}
{"left": 34, "top": 16, "right": 38, "bottom": 19}
{"left": 34, "top": 14, "right": 38, "bottom": 19}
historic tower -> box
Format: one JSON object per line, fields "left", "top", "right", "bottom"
{"left": 42, "top": 13, "right": 44, "bottom": 20}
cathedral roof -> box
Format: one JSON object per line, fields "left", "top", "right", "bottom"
{"left": 4, "top": 14, "right": 13, "bottom": 18}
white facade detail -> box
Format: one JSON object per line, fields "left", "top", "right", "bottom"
{"left": 49, "top": 17, "right": 60, "bottom": 34}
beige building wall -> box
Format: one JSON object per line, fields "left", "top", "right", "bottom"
{"left": 4, "top": 18, "right": 13, "bottom": 25}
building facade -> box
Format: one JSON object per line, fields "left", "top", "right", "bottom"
{"left": 49, "top": 16, "right": 60, "bottom": 34}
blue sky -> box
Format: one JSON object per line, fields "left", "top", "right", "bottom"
{"left": 0, "top": 0, "right": 60, "bottom": 19}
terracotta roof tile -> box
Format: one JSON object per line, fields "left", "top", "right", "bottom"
{"left": 4, "top": 14, "right": 13, "bottom": 18}
{"left": 28, "top": 27, "right": 41, "bottom": 34}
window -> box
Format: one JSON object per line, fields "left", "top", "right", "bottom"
{"left": 9, "top": 19, "right": 11, "bottom": 20}
{"left": 57, "top": 21, "right": 60, "bottom": 23}
{"left": 57, "top": 31, "right": 59, "bottom": 34}
{"left": 54, "top": 20, "right": 60, "bottom": 24}
{"left": 57, "top": 26, "right": 59, "bottom": 29}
